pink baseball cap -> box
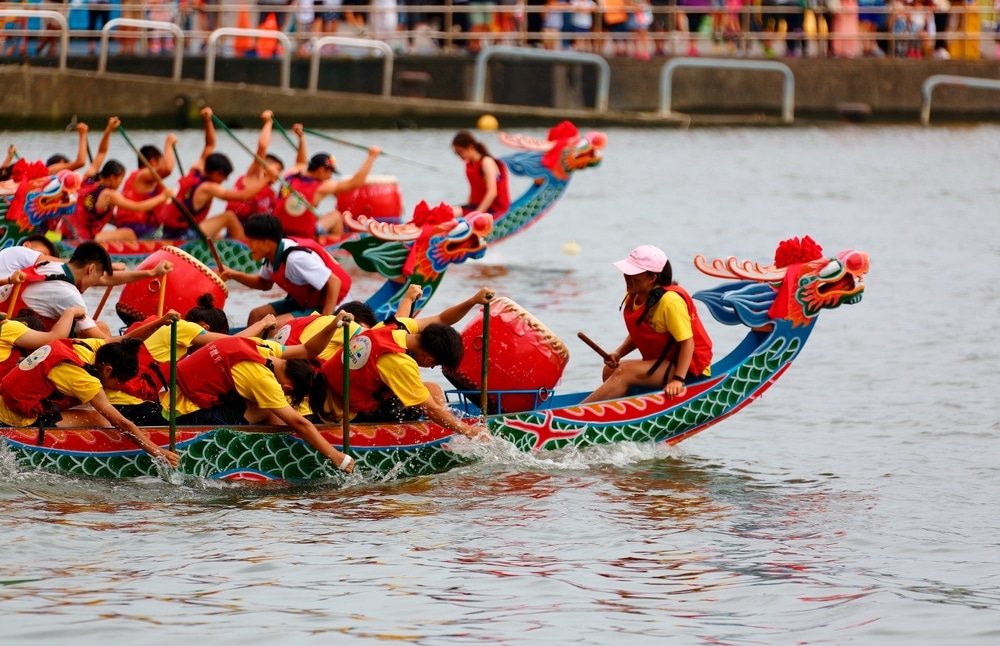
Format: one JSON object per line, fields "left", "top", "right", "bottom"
{"left": 613, "top": 245, "right": 668, "bottom": 275}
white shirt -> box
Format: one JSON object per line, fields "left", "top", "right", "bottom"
{"left": 0, "top": 246, "right": 41, "bottom": 279}
{"left": 259, "top": 238, "right": 333, "bottom": 292}
{"left": 18, "top": 262, "right": 97, "bottom": 332}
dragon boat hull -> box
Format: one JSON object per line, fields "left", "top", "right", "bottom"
{"left": 0, "top": 238, "right": 870, "bottom": 484}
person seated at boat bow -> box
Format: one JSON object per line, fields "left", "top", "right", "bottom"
{"left": 450, "top": 130, "right": 510, "bottom": 218}
{"left": 581, "top": 245, "right": 713, "bottom": 404}
{"left": 162, "top": 314, "right": 356, "bottom": 473}
{"left": 0, "top": 337, "right": 180, "bottom": 467}
{"left": 218, "top": 214, "right": 352, "bottom": 326}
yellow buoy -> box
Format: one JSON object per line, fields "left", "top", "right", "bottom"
{"left": 477, "top": 114, "right": 499, "bottom": 132}
{"left": 562, "top": 240, "right": 581, "bottom": 256}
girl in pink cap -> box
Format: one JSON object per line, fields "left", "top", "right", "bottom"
{"left": 581, "top": 245, "right": 713, "bottom": 404}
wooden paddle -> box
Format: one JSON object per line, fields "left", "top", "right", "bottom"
{"left": 480, "top": 293, "right": 493, "bottom": 420}
{"left": 92, "top": 284, "right": 115, "bottom": 319}
{"left": 577, "top": 332, "right": 612, "bottom": 362}
{"left": 117, "top": 125, "right": 226, "bottom": 272}
{"left": 341, "top": 316, "right": 351, "bottom": 458}
{"left": 168, "top": 317, "right": 178, "bottom": 452}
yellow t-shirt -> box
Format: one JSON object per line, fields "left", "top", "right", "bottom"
{"left": 644, "top": 291, "right": 709, "bottom": 377}
{"left": 322, "top": 317, "right": 428, "bottom": 417}
{"left": 162, "top": 339, "right": 289, "bottom": 416}
{"left": 106, "top": 320, "right": 207, "bottom": 406}
{"left": 297, "top": 314, "right": 364, "bottom": 362}
{"left": 0, "top": 339, "right": 106, "bottom": 427}
{"left": 0, "top": 320, "right": 30, "bottom": 363}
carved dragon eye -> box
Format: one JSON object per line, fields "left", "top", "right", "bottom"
{"left": 817, "top": 259, "right": 842, "bottom": 279}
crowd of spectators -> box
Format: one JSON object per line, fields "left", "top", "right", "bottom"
{"left": 1, "top": 0, "right": 996, "bottom": 59}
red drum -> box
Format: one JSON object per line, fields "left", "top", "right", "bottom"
{"left": 446, "top": 297, "right": 569, "bottom": 413}
{"left": 335, "top": 175, "right": 404, "bottom": 222}
{"left": 116, "top": 245, "right": 228, "bottom": 324}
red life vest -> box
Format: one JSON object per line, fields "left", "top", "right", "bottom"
{"left": 225, "top": 175, "right": 277, "bottom": 222}
{"left": 115, "top": 343, "right": 171, "bottom": 402}
{"left": 156, "top": 170, "right": 210, "bottom": 231}
{"left": 265, "top": 238, "right": 351, "bottom": 310}
{"left": 64, "top": 176, "right": 112, "bottom": 240}
{"left": 273, "top": 313, "right": 322, "bottom": 346}
{"left": 465, "top": 156, "right": 510, "bottom": 216}
{"left": 0, "top": 339, "right": 87, "bottom": 418}
{"left": 273, "top": 173, "right": 321, "bottom": 239}
{"left": 176, "top": 336, "right": 270, "bottom": 410}
{"left": 115, "top": 169, "right": 161, "bottom": 227}
{"left": 622, "top": 285, "right": 713, "bottom": 377}
{"left": 0, "top": 263, "right": 75, "bottom": 331}
{"left": 321, "top": 325, "right": 406, "bottom": 414}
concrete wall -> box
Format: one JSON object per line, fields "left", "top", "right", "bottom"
{"left": 4, "top": 55, "right": 1000, "bottom": 128}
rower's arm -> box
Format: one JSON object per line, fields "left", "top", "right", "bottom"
{"left": 283, "top": 312, "right": 351, "bottom": 359}
{"left": 415, "top": 286, "right": 493, "bottom": 331}
{"left": 88, "top": 390, "right": 179, "bottom": 467}
{"left": 418, "top": 395, "right": 488, "bottom": 439}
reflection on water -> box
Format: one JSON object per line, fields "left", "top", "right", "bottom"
{"left": 2, "top": 125, "right": 1000, "bottom": 642}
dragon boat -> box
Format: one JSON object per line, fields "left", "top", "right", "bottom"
{"left": 0, "top": 238, "right": 868, "bottom": 484}
{"left": 0, "top": 122, "right": 605, "bottom": 273}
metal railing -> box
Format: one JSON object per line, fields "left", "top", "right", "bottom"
{"left": 660, "top": 57, "right": 795, "bottom": 123}
{"left": 0, "top": 9, "right": 68, "bottom": 70}
{"left": 98, "top": 18, "right": 184, "bottom": 80}
{"left": 306, "top": 36, "right": 394, "bottom": 95}
{"left": 473, "top": 45, "right": 611, "bottom": 112}
{"left": 205, "top": 27, "right": 292, "bottom": 89}
{"left": 920, "top": 74, "right": 1000, "bottom": 125}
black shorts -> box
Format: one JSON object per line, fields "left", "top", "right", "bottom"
{"left": 116, "top": 402, "right": 168, "bottom": 426}
{"left": 174, "top": 400, "right": 250, "bottom": 426}
{"left": 352, "top": 395, "right": 422, "bottom": 423}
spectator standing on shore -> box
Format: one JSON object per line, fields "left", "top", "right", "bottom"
{"left": 542, "top": 0, "right": 566, "bottom": 48}
{"left": 831, "top": 0, "right": 861, "bottom": 57}
{"left": 147, "top": 0, "right": 179, "bottom": 53}
{"left": 86, "top": 0, "right": 113, "bottom": 55}
{"left": 294, "top": 0, "right": 315, "bottom": 55}
{"left": 931, "top": 0, "right": 949, "bottom": 58}
{"left": 857, "top": 0, "right": 887, "bottom": 56}
{"left": 628, "top": 0, "right": 653, "bottom": 58}
{"left": 600, "top": 0, "right": 631, "bottom": 55}
{"left": 678, "top": 0, "right": 709, "bottom": 55}
{"left": 568, "top": 0, "right": 598, "bottom": 50}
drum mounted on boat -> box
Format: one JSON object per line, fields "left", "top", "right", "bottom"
{"left": 335, "top": 175, "right": 404, "bottom": 223}
{"left": 445, "top": 297, "right": 569, "bottom": 413}
{"left": 116, "top": 245, "right": 228, "bottom": 325}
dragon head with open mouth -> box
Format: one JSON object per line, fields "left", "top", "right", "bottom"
{"left": 342, "top": 203, "right": 494, "bottom": 318}
{"left": 694, "top": 236, "right": 869, "bottom": 328}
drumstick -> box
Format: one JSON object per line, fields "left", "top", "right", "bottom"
{"left": 93, "top": 285, "right": 115, "bottom": 319}
{"left": 117, "top": 125, "right": 227, "bottom": 272}
{"left": 577, "top": 332, "right": 612, "bottom": 362}
{"left": 157, "top": 274, "right": 168, "bottom": 317}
